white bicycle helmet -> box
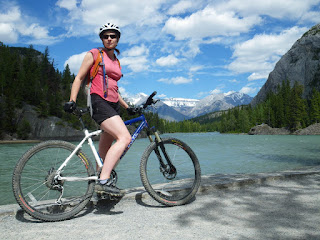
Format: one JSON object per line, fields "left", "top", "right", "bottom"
{"left": 99, "top": 23, "right": 121, "bottom": 38}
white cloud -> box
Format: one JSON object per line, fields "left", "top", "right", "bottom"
{"left": 158, "top": 76, "right": 192, "bottom": 85}
{"left": 123, "top": 44, "right": 149, "bottom": 57}
{"left": 229, "top": 79, "right": 239, "bottom": 83}
{"left": 121, "top": 44, "right": 149, "bottom": 72}
{"left": 120, "top": 56, "right": 149, "bottom": 72}
{"left": 56, "top": 0, "right": 78, "bottom": 10}
{"left": 64, "top": 51, "right": 87, "bottom": 75}
{"left": 0, "top": 4, "right": 57, "bottom": 45}
{"left": 0, "top": 5, "right": 20, "bottom": 22}
{"left": 168, "top": 0, "right": 198, "bottom": 15}
{"left": 300, "top": 10, "right": 320, "bottom": 23}
{"left": 0, "top": 23, "right": 18, "bottom": 43}
{"left": 156, "top": 55, "right": 179, "bottom": 66}
{"left": 248, "top": 72, "right": 270, "bottom": 81}
{"left": 228, "top": 26, "right": 308, "bottom": 77}
{"left": 190, "top": 65, "right": 204, "bottom": 72}
{"left": 216, "top": 0, "right": 320, "bottom": 20}
{"left": 163, "top": 6, "right": 261, "bottom": 40}
{"left": 239, "top": 86, "right": 257, "bottom": 95}
{"left": 60, "top": 0, "right": 166, "bottom": 38}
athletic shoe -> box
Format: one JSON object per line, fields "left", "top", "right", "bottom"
{"left": 95, "top": 179, "right": 124, "bottom": 197}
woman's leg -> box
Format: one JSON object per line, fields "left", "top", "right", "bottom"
{"left": 96, "top": 131, "right": 114, "bottom": 172}
{"left": 99, "top": 115, "right": 131, "bottom": 181}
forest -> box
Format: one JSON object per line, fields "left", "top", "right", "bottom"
{"left": 1, "top": 43, "right": 320, "bottom": 139}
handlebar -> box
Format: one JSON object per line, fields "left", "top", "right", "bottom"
{"left": 64, "top": 91, "right": 158, "bottom": 117}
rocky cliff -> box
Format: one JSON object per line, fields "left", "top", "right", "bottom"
{"left": 16, "top": 104, "right": 85, "bottom": 141}
{"left": 251, "top": 24, "right": 320, "bottom": 106}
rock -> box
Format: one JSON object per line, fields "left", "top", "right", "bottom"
{"left": 248, "top": 124, "right": 290, "bottom": 135}
{"left": 294, "top": 123, "right": 320, "bottom": 135}
{"left": 19, "top": 104, "right": 84, "bottom": 141}
{"left": 249, "top": 123, "right": 320, "bottom": 135}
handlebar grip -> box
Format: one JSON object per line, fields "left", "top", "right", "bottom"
{"left": 143, "top": 91, "right": 157, "bottom": 108}
{"left": 150, "top": 91, "right": 157, "bottom": 98}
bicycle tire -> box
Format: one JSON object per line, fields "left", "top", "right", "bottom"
{"left": 12, "top": 140, "right": 95, "bottom": 221}
{"left": 140, "top": 138, "right": 201, "bottom": 206}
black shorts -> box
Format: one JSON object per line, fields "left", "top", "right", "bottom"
{"left": 91, "top": 94, "right": 120, "bottom": 125}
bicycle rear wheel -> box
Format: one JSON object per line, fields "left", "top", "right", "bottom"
{"left": 12, "top": 140, "right": 95, "bottom": 221}
{"left": 140, "top": 138, "right": 201, "bottom": 206}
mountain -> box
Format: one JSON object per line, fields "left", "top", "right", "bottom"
{"left": 126, "top": 92, "right": 252, "bottom": 121}
{"left": 251, "top": 23, "right": 320, "bottom": 106}
{"left": 162, "top": 98, "right": 198, "bottom": 116}
{"left": 153, "top": 101, "right": 189, "bottom": 121}
{"left": 188, "top": 92, "right": 252, "bottom": 118}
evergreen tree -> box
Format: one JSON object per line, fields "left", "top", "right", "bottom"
{"left": 288, "top": 82, "right": 307, "bottom": 130}
{"left": 309, "top": 88, "right": 320, "bottom": 123}
{"left": 238, "top": 107, "right": 251, "bottom": 133}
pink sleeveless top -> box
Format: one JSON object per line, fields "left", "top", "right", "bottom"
{"left": 89, "top": 48, "right": 122, "bottom": 103}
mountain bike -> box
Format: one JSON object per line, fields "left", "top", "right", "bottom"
{"left": 12, "top": 92, "right": 201, "bottom": 222}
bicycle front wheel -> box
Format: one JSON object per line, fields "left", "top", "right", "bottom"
{"left": 12, "top": 141, "right": 95, "bottom": 222}
{"left": 140, "top": 138, "right": 201, "bottom": 206}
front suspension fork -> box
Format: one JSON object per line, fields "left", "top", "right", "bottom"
{"left": 151, "top": 131, "right": 176, "bottom": 175}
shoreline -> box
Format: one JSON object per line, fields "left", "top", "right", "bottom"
{"left": 0, "top": 140, "right": 41, "bottom": 144}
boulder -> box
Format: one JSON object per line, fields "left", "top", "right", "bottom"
{"left": 248, "top": 124, "right": 290, "bottom": 135}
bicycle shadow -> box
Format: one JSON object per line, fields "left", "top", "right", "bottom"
{"left": 134, "top": 192, "right": 197, "bottom": 208}
{"left": 92, "top": 197, "right": 124, "bottom": 215}
{"left": 15, "top": 204, "right": 95, "bottom": 223}
{"left": 15, "top": 197, "right": 123, "bottom": 222}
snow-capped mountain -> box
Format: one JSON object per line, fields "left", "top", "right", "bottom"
{"left": 162, "top": 98, "right": 199, "bottom": 117}
{"left": 189, "top": 92, "right": 252, "bottom": 118}
{"left": 127, "top": 92, "right": 149, "bottom": 105}
{"left": 125, "top": 92, "right": 252, "bottom": 121}
{"left": 162, "top": 98, "right": 199, "bottom": 108}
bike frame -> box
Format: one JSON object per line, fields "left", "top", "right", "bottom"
{"left": 58, "top": 114, "right": 152, "bottom": 182}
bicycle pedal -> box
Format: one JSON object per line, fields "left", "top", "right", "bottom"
{"left": 96, "top": 193, "right": 109, "bottom": 200}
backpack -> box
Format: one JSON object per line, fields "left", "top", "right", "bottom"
{"left": 82, "top": 48, "right": 121, "bottom": 116}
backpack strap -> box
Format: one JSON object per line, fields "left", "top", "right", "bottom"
{"left": 86, "top": 48, "right": 103, "bottom": 116}
{"left": 100, "top": 49, "right": 108, "bottom": 98}
{"left": 87, "top": 48, "right": 103, "bottom": 86}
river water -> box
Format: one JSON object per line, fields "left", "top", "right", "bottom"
{"left": 1, "top": 132, "right": 319, "bottom": 205}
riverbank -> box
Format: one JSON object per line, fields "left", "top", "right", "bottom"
{"left": 0, "top": 140, "right": 41, "bottom": 144}
{"left": 248, "top": 123, "right": 320, "bottom": 135}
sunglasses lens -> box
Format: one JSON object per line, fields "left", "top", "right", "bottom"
{"left": 103, "top": 34, "right": 117, "bottom": 39}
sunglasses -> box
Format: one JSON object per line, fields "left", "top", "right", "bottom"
{"left": 102, "top": 34, "right": 117, "bottom": 39}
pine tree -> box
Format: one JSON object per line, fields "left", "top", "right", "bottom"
{"left": 289, "top": 82, "right": 307, "bottom": 130}
{"left": 309, "top": 88, "right": 320, "bottom": 123}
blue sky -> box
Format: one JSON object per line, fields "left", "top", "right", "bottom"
{"left": 1, "top": 0, "right": 320, "bottom": 100}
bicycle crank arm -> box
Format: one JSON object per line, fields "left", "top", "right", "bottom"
{"left": 157, "top": 190, "right": 173, "bottom": 197}
{"left": 59, "top": 176, "right": 98, "bottom": 181}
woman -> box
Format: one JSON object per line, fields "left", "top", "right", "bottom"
{"left": 65, "top": 23, "right": 134, "bottom": 197}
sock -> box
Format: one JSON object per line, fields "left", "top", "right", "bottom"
{"left": 99, "top": 179, "right": 109, "bottom": 185}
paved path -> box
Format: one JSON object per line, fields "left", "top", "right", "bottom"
{"left": 1, "top": 171, "right": 320, "bottom": 240}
